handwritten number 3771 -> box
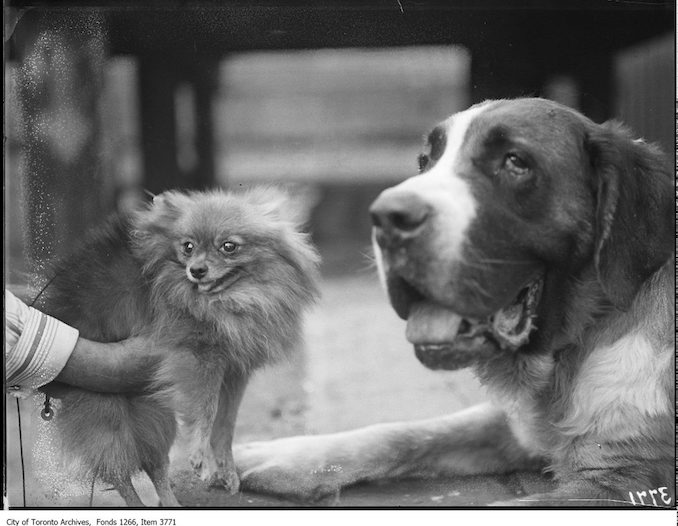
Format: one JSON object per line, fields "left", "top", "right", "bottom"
{"left": 627, "top": 487, "right": 672, "bottom": 507}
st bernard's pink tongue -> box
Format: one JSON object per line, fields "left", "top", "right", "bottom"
{"left": 405, "top": 302, "right": 462, "bottom": 344}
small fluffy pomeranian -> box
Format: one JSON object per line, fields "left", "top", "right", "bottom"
{"left": 37, "top": 187, "right": 320, "bottom": 506}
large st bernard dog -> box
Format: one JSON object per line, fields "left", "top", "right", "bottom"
{"left": 235, "top": 98, "right": 674, "bottom": 506}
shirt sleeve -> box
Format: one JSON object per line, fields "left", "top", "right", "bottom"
{"left": 5, "top": 289, "right": 79, "bottom": 397}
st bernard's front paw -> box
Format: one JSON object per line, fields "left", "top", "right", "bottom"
{"left": 234, "top": 435, "right": 346, "bottom": 502}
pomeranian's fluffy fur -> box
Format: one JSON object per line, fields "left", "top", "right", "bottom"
{"left": 38, "top": 187, "right": 320, "bottom": 506}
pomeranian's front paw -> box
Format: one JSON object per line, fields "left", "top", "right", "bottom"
{"left": 210, "top": 465, "right": 240, "bottom": 494}
{"left": 189, "top": 449, "right": 240, "bottom": 494}
{"left": 189, "top": 448, "right": 218, "bottom": 482}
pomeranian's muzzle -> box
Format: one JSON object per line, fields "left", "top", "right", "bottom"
{"left": 188, "top": 264, "right": 208, "bottom": 281}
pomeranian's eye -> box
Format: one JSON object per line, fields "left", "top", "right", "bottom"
{"left": 220, "top": 241, "right": 238, "bottom": 254}
{"left": 181, "top": 241, "right": 195, "bottom": 256}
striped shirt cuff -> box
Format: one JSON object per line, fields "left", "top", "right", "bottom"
{"left": 6, "top": 290, "right": 79, "bottom": 396}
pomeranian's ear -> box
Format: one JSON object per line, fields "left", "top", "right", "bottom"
{"left": 246, "top": 185, "right": 320, "bottom": 229}
{"left": 150, "top": 191, "right": 188, "bottom": 214}
{"left": 134, "top": 190, "right": 190, "bottom": 234}
{"left": 585, "top": 121, "right": 673, "bottom": 310}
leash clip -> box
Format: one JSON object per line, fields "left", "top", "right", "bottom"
{"left": 41, "top": 394, "right": 54, "bottom": 421}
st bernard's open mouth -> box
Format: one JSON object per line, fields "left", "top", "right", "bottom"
{"left": 404, "top": 274, "right": 544, "bottom": 370}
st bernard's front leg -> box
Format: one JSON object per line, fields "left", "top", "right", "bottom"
{"left": 235, "top": 403, "right": 542, "bottom": 502}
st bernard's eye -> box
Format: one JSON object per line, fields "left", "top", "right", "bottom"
{"left": 220, "top": 241, "right": 238, "bottom": 254}
{"left": 181, "top": 241, "right": 194, "bottom": 256}
{"left": 503, "top": 152, "right": 529, "bottom": 174}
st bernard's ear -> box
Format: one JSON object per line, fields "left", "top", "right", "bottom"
{"left": 585, "top": 121, "right": 673, "bottom": 310}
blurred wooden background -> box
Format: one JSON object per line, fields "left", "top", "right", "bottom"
{"left": 5, "top": 2, "right": 674, "bottom": 281}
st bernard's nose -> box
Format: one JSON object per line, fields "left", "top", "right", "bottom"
{"left": 370, "top": 189, "right": 431, "bottom": 245}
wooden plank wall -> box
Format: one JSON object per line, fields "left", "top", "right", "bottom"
{"left": 215, "top": 46, "right": 471, "bottom": 185}
{"left": 614, "top": 33, "right": 674, "bottom": 155}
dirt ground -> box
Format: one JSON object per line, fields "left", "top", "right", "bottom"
{"left": 5, "top": 273, "right": 555, "bottom": 508}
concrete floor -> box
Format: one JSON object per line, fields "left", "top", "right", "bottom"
{"left": 6, "top": 273, "right": 554, "bottom": 508}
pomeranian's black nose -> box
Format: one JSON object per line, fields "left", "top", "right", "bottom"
{"left": 370, "top": 189, "right": 430, "bottom": 247}
{"left": 189, "top": 265, "right": 208, "bottom": 279}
